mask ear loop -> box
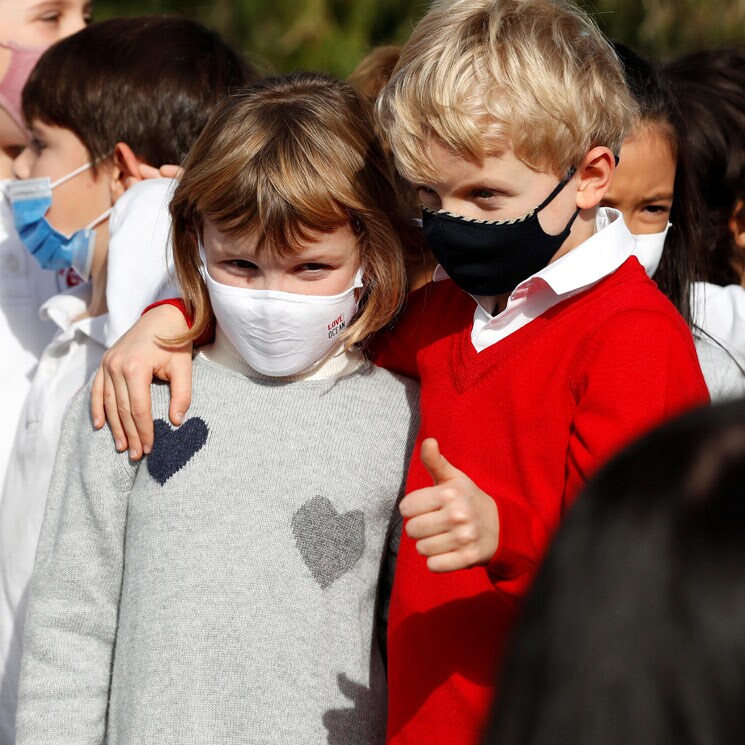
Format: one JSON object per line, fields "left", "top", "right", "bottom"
{"left": 534, "top": 166, "right": 577, "bottom": 213}
{"left": 85, "top": 207, "right": 112, "bottom": 231}
{"left": 50, "top": 161, "right": 93, "bottom": 190}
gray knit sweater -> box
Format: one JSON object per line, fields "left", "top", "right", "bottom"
{"left": 15, "top": 351, "right": 419, "bottom": 744}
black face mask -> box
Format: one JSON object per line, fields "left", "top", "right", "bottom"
{"left": 422, "top": 168, "right": 579, "bottom": 296}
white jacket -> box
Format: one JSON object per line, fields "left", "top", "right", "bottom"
{"left": 691, "top": 281, "right": 745, "bottom": 401}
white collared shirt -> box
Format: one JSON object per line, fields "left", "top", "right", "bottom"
{"left": 432, "top": 208, "right": 636, "bottom": 352}
{"left": 0, "top": 182, "right": 79, "bottom": 503}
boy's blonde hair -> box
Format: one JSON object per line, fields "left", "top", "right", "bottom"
{"left": 170, "top": 73, "right": 414, "bottom": 348}
{"left": 377, "top": 0, "right": 637, "bottom": 182}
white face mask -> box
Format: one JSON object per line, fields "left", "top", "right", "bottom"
{"left": 201, "top": 246, "right": 363, "bottom": 377}
{"left": 632, "top": 222, "right": 671, "bottom": 278}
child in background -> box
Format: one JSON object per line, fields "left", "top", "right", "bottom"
{"left": 600, "top": 43, "right": 743, "bottom": 400}
{"left": 16, "top": 72, "right": 419, "bottom": 744}
{"left": 88, "top": 1, "right": 710, "bottom": 742}
{"left": 484, "top": 399, "right": 745, "bottom": 745}
{"left": 348, "top": 45, "right": 402, "bottom": 102}
{"left": 666, "top": 46, "right": 745, "bottom": 398}
{"left": 0, "top": 0, "right": 91, "bottom": 546}
{"left": 601, "top": 43, "right": 700, "bottom": 323}
{"left": 0, "top": 17, "right": 252, "bottom": 739}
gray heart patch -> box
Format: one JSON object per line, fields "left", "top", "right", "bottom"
{"left": 292, "top": 496, "right": 365, "bottom": 589}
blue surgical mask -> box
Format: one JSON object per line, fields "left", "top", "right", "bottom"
{"left": 6, "top": 161, "right": 112, "bottom": 280}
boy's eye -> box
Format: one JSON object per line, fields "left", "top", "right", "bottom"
{"left": 39, "top": 11, "right": 61, "bottom": 23}
{"left": 417, "top": 186, "right": 441, "bottom": 208}
{"left": 29, "top": 137, "right": 46, "bottom": 154}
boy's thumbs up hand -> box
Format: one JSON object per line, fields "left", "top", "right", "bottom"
{"left": 399, "top": 438, "right": 500, "bottom": 573}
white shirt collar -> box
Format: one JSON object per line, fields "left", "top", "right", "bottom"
{"left": 433, "top": 207, "right": 635, "bottom": 308}
{"left": 39, "top": 283, "right": 108, "bottom": 347}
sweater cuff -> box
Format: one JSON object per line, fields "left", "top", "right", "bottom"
{"left": 142, "top": 298, "right": 192, "bottom": 328}
{"left": 487, "top": 497, "right": 549, "bottom": 588}
{"left": 141, "top": 298, "right": 216, "bottom": 347}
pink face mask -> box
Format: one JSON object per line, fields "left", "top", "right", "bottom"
{"left": 0, "top": 41, "right": 47, "bottom": 133}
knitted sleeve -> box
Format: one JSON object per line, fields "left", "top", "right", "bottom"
{"left": 564, "top": 307, "right": 710, "bottom": 502}
{"left": 15, "top": 387, "right": 136, "bottom": 745}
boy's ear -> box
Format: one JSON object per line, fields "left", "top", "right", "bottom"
{"left": 109, "top": 142, "right": 147, "bottom": 201}
{"left": 575, "top": 146, "right": 615, "bottom": 210}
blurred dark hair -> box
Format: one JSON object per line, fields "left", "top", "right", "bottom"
{"left": 23, "top": 16, "right": 256, "bottom": 169}
{"left": 613, "top": 42, "right": 701, "bottom": 325}
{"left": 665, "top": 45, "right": 745, "bottom": 287}
{"left": 484, "top": 398, "right": 745, "bottom": 745}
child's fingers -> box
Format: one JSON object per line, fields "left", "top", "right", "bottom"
{"left": 399, "top": 486, "right": 443, "bottom": 519}
{"left": 159, "top": 164, "right": 184, "bottom": 179}
{"left": 413, "top": 533, "right": 459, "bottom": 558}
{"left": 122, "top": 367, "right": 156, "bottom": 457}
{"left": 404, "top": 509, "right": 450, "bottom": 540}
{"left": 111, "top": 368, "right": 145, "bottom": 460}
{"left": 425, "top": 551, "right": 474, "bottom": 574}
{"left": 101, "top": 367, "right": 129, "bottom": 453}
{"left": 90, "top": 366, "right": 106, "bottom": 429}
{"left": 420, "top": 438, "right": 462, "bottom": 485}
{"left": 164, "top": 355, "right": 193, "bottom": 427}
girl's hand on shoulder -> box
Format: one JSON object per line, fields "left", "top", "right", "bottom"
{"left": 90, "top": 305, "right": 194, "bottom": 460}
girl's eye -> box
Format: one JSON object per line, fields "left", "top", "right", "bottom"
{"left": 642, "top": 204, "right": 670, "bottom": 215}
{"left": 39, "top": 12, "right": 61, "bottom": 23}
{"left": 298, "top": 263, "right": 332, "bottom": 273}
{"left": 226, "top": 259, "right": 257, "bottom": 270}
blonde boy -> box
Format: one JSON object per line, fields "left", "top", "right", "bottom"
{"left": 371, "top": 0, "right": 708, "bottom": 743}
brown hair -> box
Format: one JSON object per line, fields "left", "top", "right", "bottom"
{"left": 170, "top": 72, "right": 413, "bottom": 348}
{"left": 22, "top": 16, "right": 255, "bottom": 169}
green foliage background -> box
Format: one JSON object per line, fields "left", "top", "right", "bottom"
{"left": 92, "top": 0, "right": 745, "bottom": 78}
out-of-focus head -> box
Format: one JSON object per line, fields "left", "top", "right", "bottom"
{"left": 0, "top": 0, "right": 92, "bottom": 147}
{"left": 348, "top": 45, "right": 401, "bottom": 102}
{"left": 485, "top": 398, "right": 745, "bottom": 745}
{"left": 21, "top": 15, "right": 254, "bottom": 171}
{"left": 666, "top": 45, "right": 745, "bottom": 287}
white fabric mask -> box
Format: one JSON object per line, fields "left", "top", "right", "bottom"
{"left": 632, "top": 222, "right": 671, "bottom": 278}
{"left": 201, "top": 246, "right": 363, "bottom": 377}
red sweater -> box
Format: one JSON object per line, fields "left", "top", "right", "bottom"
{"left": 372, "top": 258, "right": 709, "bottom": 745}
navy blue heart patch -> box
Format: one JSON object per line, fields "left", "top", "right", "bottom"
{"left": 147, "top": 417, "right": 209, "bottom": 486}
